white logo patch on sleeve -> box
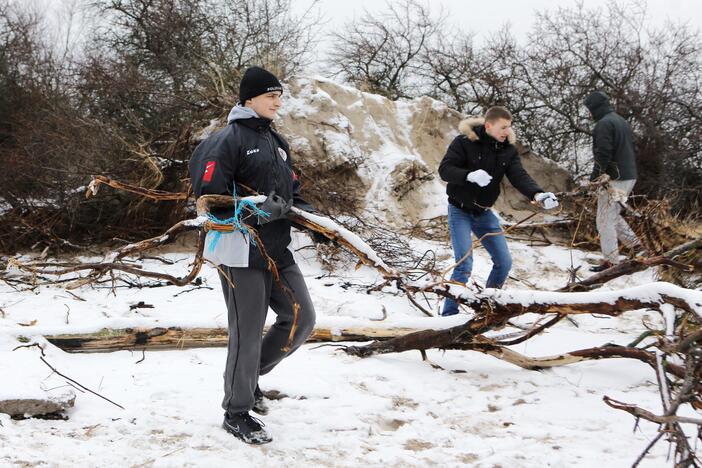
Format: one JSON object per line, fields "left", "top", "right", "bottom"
{"left": 278, "top": 147, "right": 288, "bottom": 161}
{"left": 246, "top": 148, "right": 260, "bottom": 156}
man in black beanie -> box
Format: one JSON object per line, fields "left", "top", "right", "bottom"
{"left": 238, "top": 66, "right": 284, "bottom": 105}
{"left": 189, "top": 66, "right": 317, "bottom": 444}
{"left": 583, "top": 91, "right": 641, "bottom": 272}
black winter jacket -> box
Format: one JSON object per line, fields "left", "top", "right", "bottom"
{"left": 438, "top": 118, "right": 542, "bottom": 212}
{"left": 584, "top": 91, "right": 637, "bottom": 181}
{"left": 189, "top": 107, "right": 313, "bottom": 270}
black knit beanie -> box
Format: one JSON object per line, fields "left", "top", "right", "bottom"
{"left": 238, "top": 66, "right": 283, "bottom": 104}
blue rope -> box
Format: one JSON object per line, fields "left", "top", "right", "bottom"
{"left": 206, "top": 184, "right": 269, "bottom": 252}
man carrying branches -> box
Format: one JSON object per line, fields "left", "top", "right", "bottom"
{"left": 189, "top": 66, "right": 317, "bottom": 445}
{"left": 584, "top": 91, "right": 642, "bottom": 272}
{"left": 438, "top": 106, "right": 559, "bottom": 316}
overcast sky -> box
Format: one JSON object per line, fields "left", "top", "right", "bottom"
{"left": 17, "top": 0, "right": 702, "bottom": 70}
{"left": 297, "top": 0, "right": 701, "bottom": 43}
{"left": 21, "top": 0, "right": 702, "bottom": 40}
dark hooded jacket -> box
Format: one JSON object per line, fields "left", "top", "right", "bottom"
{"left": 438, "top": 117, "right": 543, "bottom": 212}
{"left": 584, "top": 91, "right": 637, "bottom": 181}
{"left": 189, "top": 105, "right": 314, "bottom": 270}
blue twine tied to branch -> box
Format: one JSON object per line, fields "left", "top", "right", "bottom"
{"left": 206, "top": 183, "right": 270, "bottom": 252}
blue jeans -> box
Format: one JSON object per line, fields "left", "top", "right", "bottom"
{"left": 442, "top": 204, "right": 512, "bottom": 316}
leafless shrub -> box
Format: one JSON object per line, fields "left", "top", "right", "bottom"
{"left": 327, "top": 0, "right": 444, "bottom": 100}
{"left": 420, "top": 27, "right": 525, "bottom": 116}
{"left": 0, "top": 0, "right": 322, "bottom": 253}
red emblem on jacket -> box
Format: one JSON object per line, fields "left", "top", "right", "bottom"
{"left": 203, "top": 161, "right": 216, "bottom": 182}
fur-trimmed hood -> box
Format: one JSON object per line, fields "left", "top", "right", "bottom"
{"left": 458, "top": 117, "right": 516, "bottom": 145}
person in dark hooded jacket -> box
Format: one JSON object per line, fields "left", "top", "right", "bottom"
{"left": 583, "top": 91, "right": 641, "bottom": 272}
{"left": 438, "top": 106, "right": 559, "bottom": 316}
{"left": 189, "top": 66, "right": 316, "bottom": 445}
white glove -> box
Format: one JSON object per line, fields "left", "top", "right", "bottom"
{"left": 466, "top": 169, "right": 492, "bottom": 187}
{"left": 534, "top": 192, "right": 559, "bottom": 209}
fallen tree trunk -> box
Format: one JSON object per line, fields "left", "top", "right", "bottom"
{"left": 44, "top": 325, "right": 424, "bottom": 352}
{"left": 343, "top": 282, "right": 702, "bottom": 357}
{"left": 43, "top": 326, "right": 685, "bottom": 380}
{"left": 37, "top": 282, "right": 702, "bottom": 356}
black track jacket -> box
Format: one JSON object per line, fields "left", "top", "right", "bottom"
{"left": 439, "top": 117, "right": 542, "bottom": 212}
{"left": 189, "top": 106, "right": 313, "bottom": 270}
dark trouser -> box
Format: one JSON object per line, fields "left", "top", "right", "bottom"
{"left": 218, "top": 262, "right": 316, "bottom": 414}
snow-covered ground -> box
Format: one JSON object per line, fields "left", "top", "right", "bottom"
{"left": 0, "top": 229, "right": 684, "bottom": 467}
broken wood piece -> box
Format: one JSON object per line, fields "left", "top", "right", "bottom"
{"left": 0, "top": 389, "right": 75, "bottom": 419}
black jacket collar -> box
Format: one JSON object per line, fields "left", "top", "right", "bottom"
{"left": 476, "top": 125, "right": 507, "bottom": 150}
{"left": 236, "top": 117, "right": 273, "bottom": 132}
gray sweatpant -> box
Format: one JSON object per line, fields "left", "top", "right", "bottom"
{"left": 217, "top": 262, "right": 316, "bottom": 414}
{"left": 596, "top": 179, "right": 640, "bottom": 263}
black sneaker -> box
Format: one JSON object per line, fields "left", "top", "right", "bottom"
{"left": 253, "top": 385, "right": 269, "bottom": 415}
{"left": 222, "top": 411, "right": 272, "bottom": 445}
{"left": 589, "top": 261, "right": 613, "bottom": 272}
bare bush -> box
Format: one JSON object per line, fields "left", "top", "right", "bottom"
{"left": 327, "top": 0, "right": 443, "bottom": 100}
{"left": 0, "top": 0, "right": 322, "bottom": 253}
{"left": 420, "top": 28, "right": 526, "bottom": 116}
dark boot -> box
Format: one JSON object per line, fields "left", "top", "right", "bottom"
{"left": 222, "top": 411, "right": 272, "bottom": 445}
{"left": 252, "top": 385, "right": 269, "bottom": 416}
{"left": 589, "top": 261, "right": 613, "bottom": 272}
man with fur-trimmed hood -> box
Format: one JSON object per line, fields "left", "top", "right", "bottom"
{"left": 438, "top": 106, "right": 558, "bottom": 316}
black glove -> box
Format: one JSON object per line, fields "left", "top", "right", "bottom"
{"left": 257, "top": 190, "right": 292, "bottom": 224}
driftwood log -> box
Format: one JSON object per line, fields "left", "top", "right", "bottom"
{"left": 196, "top": 194, "right": 396, "bottom": 277}
{"left": 45, "top": 325, "right": 421, "bottom": 353}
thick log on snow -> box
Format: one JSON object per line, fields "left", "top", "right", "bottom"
{"left": 44, "top": 325, "right": 424, "bottom": 353}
